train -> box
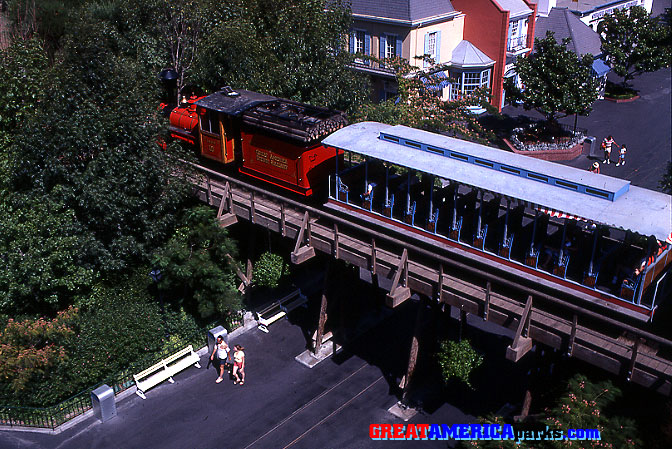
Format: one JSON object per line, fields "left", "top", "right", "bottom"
{"left": 162, "top": 86, "right": 672, "bottom": 322}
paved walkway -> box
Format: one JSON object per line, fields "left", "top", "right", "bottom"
{"left": 502, "top": 67, "right": 671, "bottom": 192}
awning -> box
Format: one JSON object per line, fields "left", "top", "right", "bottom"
{"left": 536, "top": 207, "right": 588, "bottom": 222}
{"left": 420, "top": 71, "right": 451, "bottom": 91}
{"left": 592, "top": 58, "right": 610, "bottom": 77}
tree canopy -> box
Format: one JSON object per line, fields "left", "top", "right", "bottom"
{"left": 352, "top": 57, "right": 497, "bottom": 143}
{"left": 507, "top": 32, "right": 599, "bottom": 125}
{"left": 598, "top": 6, "right": 671, "bottom": 88}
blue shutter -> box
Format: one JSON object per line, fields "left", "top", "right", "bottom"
{"left": 379, "top": 34, "right": 386, "bottom": 59}
{"left": 395, "top": 36, "right": 402, "bottom": 58}
{"left": 349, "top": 31, "right": 354, "bottom": 54}
{"left": 365, "top": 32, "right": 371, "bottom": 65}
{"left": 423, "top": 33, "right": 430, "bottom": 68}
{"left": 436, "top": 31, "right": 441, "bottom": 63}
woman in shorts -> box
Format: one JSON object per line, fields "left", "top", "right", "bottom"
{"left": 232, "top": 345, "right": 245, "bottom": 385}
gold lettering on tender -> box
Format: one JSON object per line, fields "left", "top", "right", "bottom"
{"left": 255, "top": 149, "right": 288, "bottom": 170}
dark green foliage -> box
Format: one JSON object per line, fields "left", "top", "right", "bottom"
{"left": 193, "top": 0, "right": 368, "bottom": 112}
{"left": 152, "top": 206, "right": 241, "bottom": 319}
{"left": 508, "top": 32, "right": 599, "bottom": 125}
{"left": 253, "top": 252, "right": 288, "bottom": 289}
{"left": 0, "top": 194, "right": 97, "bottom": 314}
{"left": 437, "top": 339, "right": 483, "bottom": 388}
{"left": 599, "top": 6, "right": 671, "bottom": 88}
{"left": 8, "top": 15, "right": 191, "bottom": 274}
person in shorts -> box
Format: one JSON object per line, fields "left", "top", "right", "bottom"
{"left": 616, "top": 144, "right": 627, "bottom": 166}
{"left": 210, "top": 336, "right": 229, "bottom": 383}
{"left": 602, "top": 135, "right": 618, "bottom": 164}
{"left": 232, "top": 345, "right": 245, "bottom": 385}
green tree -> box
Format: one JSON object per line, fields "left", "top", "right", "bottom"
{"left": 353, "top": 57, "right": 496, "bottom": 143}
{"left": 599, "top": 6, "right": 671, "bottom": 88}
{"left": 193, "top": 0, "right": 368, "bottom": 112}
{"left": 9, "top": 15, "right": 191, "bottom": 274}
{"left": 437, "top": 339, "right": 483, "bottom": 388}
{"left": 508, "top": 32, "right": 599, "bottom": 127}
{"left": 152, "top": 206, "right": 241, "bottom": 319}
{"left": 0, "top": 194, "right": 97, "bottom": 314}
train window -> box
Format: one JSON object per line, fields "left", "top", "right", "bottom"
{"left": 585, "top": 188, "right": 610, "bottom": 199}
{"left": 555, "top": 180, "right": 578, "bottom": 190}
{"left": 449, "top": 152, "right": 469, "bottom": 161}
{"left": 405, "top": 140, "right": 421, "bottom": 149}
{"left": 426, "top": 147, "right": 443, "bottom": 155}
{"left": 527, "top": 172, "right": 548, "bottom": 183}
{"left": 500, "top": 166, "right": 520, "bottom": 175}
{"left": 474, "top": 159, "right": 493, "bottom": 168}
{"left": 382, "top": 135, "right": 399, "bottom": 143}
{"left": 200, "top": 110, "right": 220, "bottom": 135}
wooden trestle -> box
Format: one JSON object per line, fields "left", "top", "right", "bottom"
{"left": 192, "top": 163, "right": 672, "bottom": 395}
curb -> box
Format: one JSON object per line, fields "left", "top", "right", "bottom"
{"left": 604, "top": 95, "right": 640, "bottom": 103}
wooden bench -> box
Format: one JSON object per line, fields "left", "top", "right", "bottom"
{"left": 133, "top": 345, "right": 201, "bottom": 399}
{"left": 255, "top": 289, "right": 307, "bottom": 333}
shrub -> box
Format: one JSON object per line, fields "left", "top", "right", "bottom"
{"left": 437, "top": 339, "right": 483, "bottom": 389}
{"left": 253, "top": 252, "right": 287, "bottom": 289}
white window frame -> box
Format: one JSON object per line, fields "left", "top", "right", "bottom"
{"left": 385, "top": 35, "right": 397, "bottom": 59}
{"left": 427, "top": 32, "right": 437, "bottom": 61}
{"left": 354, "top": 30, "right": 365, "bottom": 55}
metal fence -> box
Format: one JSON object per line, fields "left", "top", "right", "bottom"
{"left": 0, "top": 337, "right": 206, "bottom": 430}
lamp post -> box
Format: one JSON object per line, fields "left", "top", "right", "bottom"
{"left": 150, "top": 268, "right": 169, "bottom": 338}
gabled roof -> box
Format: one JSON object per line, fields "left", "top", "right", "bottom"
{"left": 350, "top": 0, "right": 457, "bottom": 24}
{"left": 450, "top": 40, "right": 495, "bottom": 68}
{"left": 535, "top": 7, "right": 602, "bottom": 56}
{"left": 495, "top": 0, "right": 533, "bottom": 19}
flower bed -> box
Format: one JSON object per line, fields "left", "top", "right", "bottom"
{"left": 503, "top": 123, "right": 587, "bottom": 161}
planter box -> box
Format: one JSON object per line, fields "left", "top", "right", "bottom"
{"left": 502, "top": 138, "right": 583, "bottom": 162}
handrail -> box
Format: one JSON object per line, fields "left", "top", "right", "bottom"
{"left": 187, "top": 160, "right": 672, "bottom": 349}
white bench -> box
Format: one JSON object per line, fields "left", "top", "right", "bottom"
{"left": 133, "top": 345, "right": 201, "bottom": 399}
{"left": 255, "top": 289, "right": 307, "bottom": 333}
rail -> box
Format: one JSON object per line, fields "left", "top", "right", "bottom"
{"left": 189, "top": 161, "right": 672, "bottom": 394}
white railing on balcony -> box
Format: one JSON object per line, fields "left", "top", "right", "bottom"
{"left": 507, "top": 35, "right": 528, "bottom": 52}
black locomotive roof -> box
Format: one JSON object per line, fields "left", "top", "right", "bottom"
{"left": 195, "top": 88, "right": 277, "bottom": 116}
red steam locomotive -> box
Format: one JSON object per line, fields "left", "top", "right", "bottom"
{"left": 164, "top": 86, "right": 347, "bottom": 197}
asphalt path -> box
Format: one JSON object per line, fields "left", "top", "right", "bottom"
{"left": 502, "top": 67, "right": 671, "bottom": 191}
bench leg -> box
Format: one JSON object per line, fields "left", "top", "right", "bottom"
{"left": 194, "top": 362, "right": 201, "bottom": 369}
{"left": 136, "top": 389, "right": 147, "bottom": 400}
{"left": 168, "top": 377, "right": 175, "bottom": 384}
{"left": 258, "top": 324, "right": 269, "bottom": 333}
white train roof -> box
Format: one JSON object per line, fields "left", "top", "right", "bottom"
{"left": 323, "top": 122, "right": 672, "bottom": 241}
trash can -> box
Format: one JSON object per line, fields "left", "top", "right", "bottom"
{"left": 91, "top": 385, "right": 116, "bottom": 423}
{"left": 584, "top": 136, "right": 598, "bottom": 158}
{"left": 207, "top": 326, "right": 228, "bottom": 357}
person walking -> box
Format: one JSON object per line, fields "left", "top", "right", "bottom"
{"left": 616, "top": 144, "right": 627, "bottom": 166}
{"left": 210, "top": 335, "right": 230, "bottom": 384}
{"left": 589, "top": 161, "right": 600, "bottom": 174}
{"left": 602, "top": 135, "right": 618, "bottom": 164}
{"left": 232, "top": 345, "right": 245, "bottom": 385}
